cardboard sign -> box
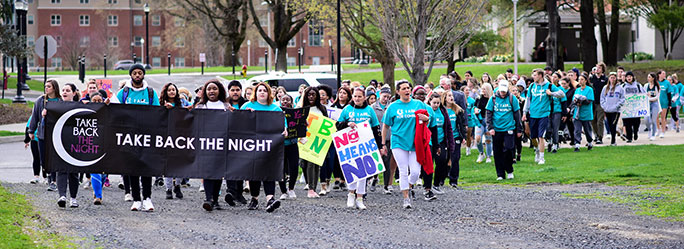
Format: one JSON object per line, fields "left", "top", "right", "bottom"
{"left": 621, "top": 92, "right": 649, "bottom": 118}
{"left": 332, "top": 121, "right": 384, "bottom": 185}
{"left": 326, "top": 107, "right": 342, "bottom": 120}
{"left": 298, "top": 112, "right": 336, "bottom": 166}
{"left": 96, "top": 79, "right": 113, "bottom": 98}
{"left": 283, "top": 107, "right": 309, "bottom": 139}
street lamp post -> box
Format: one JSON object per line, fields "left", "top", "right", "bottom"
{"left": 336, "top": 0, "right": 341, "bottom": 89}
{"left": 144, "top": 3, "right": 150, "bottom": 67}
{"left": 247, "top": 40, "right": 251, "bottom": 66}
{"left": 329, "top": 39, "right": 334, "bottom": 72}
{"left": 140, "top": 38, "right": 145, "bottom": 65}
{"left": 167, "top": 53, "right": 171, "bottom": 75}
{"left": 512, "top": 0, "right": 518, "bottom": 75}
{"left": 104, "top": 54, "right": 107, "bottom": 78}
{"left": 12, "top": 0, "right": 28, "bottom": 103}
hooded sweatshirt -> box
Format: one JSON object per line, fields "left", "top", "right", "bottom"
{"left": 600, "top": 84, "right": 626, "bottom": 113}
{"left": 115, "top": 80, "right": 160, "bottom": 106}
{"left": 414, "top": 109, "right": 433, "bottom": 175}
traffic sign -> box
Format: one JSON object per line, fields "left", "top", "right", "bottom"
{"left": 199, "top": 53, "right": 206, "bottom": 63}
{"left": 35, "top": 35, "right": 58, "bottom": 59}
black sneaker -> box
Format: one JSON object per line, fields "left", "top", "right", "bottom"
{"left": 212, "top": 201, "right": 222, "bottom": 210}
{"left": 235, "top": 194, "right": 248, "bottom": 205}
{"left": 333, "top": 181, "right": 341, "bottom": 190}
{"left": 155, "top": 178, "right": 164, "bottom": 187}
{"left": 340, "top": 182, "right": 348, "bottom": 191}
{"left": 266, "top": 198, "right": 281, "bottom": 213}
{"left": 587, "top": 144, "right": 593, "bottom": 151}
{"left": 118, "top": 182, "right": 125, "bottom": 190}
{"left": 595, "top": 139, "right": 603, "bottom": 145}
{"left": 202, "top": 200, "right": 213, "bottom": 211}
{"left": 634, "top": 134, "right": 638, "bottom": 141}
{"left": 410, "top": 188, "right": 416, "bottom": 200}
{"left": 423, "top": 191, "right": 437, "bottom": 201}
{"left": 174, "top": 185, "right": 183, "bottom": 199}
{"left": 516, "top": 154, "right": 521, "bottom": 162}
{"left": 165, "top": 190, "right": 173, "bottom": 199}
{"left": 248, "top": 198, "right": 258, "bottom": 210}
{"left": 224, "top": 192, "right": 236, "bottom": 206}
{"left": 57, "top": 196, "right": 67, "bottom": 208}
{"left": 626, "top": 139, "right": 632, "bottom": 143}
{"left": 574, "top": 147, "right": 580, "bottom": 152}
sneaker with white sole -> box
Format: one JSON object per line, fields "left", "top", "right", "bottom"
{"left": 660, "top": 132, "right": 665, "bottom": 138}
{"left": 402, "top": 198, "right": 412, "bottom": 209}
{"left": 279, "top": 193, "right": 289, "bottom": 200}
{"left": 29, "top": 177, "right": 40, "bottom": 184}
{"left": 485, "top": 157, "right": 492, "bottom": 163}
{"left": 346, "top": 193, "right": 355, "bottom": 208}
{"left": 287, "top": 190, "right": 297, "bottom": 199}
{"left": 496, "top": 177, "right": 504, "bottom": 181}
{"left": 507, "top": 173, "right": 514, "bottom": 179}
{"left": 130, "top": 201, "right": 142, "bottom": 211}
{"left": 476, "top": 154, "right": 484, "bottom": 163}
{"left": 534, "top": 151, "right": 540, "bottom": 163}
{"left": 423, "top": 191, "right": 437, "bottom": 201}
{"left": 432, "top": 186, "right": 444, "bottom": 195}
{"left": 57, "top": 196, "right": 67, "bottom": 208}
{"left": 142, "top": 198, "right": 154, "bottom": 212}
{"left": 383, "top": 186, "right": 392, "bottom": 195}
{"left": 303, "top": 184, "right": 309, "bottom": 190}
{"left": 198, "top": 185, "right": 205, "bottom": 192}
{"left": 70, "top": 198, "right": 79, "bottom": 208}
{"left": 538, "top": 158, "right": 545, "bottom": 165}
{"left": 465, "top": 147, "right": 471, "bottom": 156}
{"left": 355, "top": 198, "right": 367, "bottom": 210}
{"left": 82, "top": 179, "right": 90, "bottom": 189}
{"left": 416, "top": 179, "right": 423, "bottom": 186}
{"left": 124, "top": 193, "right": 133, "bottom": 202}
{"left": 319, "top": 189, "right": 327, "bottom": 196}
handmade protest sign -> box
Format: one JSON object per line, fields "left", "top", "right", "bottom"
{"left": 45, "top": 101, "right": 284, "bottom": 181}
{"left": 95, "top": 79, "right": 113, "bottom": 98}
{"left": 621, "top": 92, "right": 649, "bottom": 118}
{"left": 332, "top": 121, "right": 384, "bottom": 185}
{"left": 283, "top": 107, "right": 309, "bottom": 139}
{"left": 326, "top": 107, "right": 342, "bottom": 120}
{"left": 298, "top": 112, "right": 336, "bottom": 166}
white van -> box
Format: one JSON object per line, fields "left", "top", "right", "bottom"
{"left": 247, "top": 72, "right": 339, "bottom": 98}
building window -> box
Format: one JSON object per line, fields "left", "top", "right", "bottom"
{"left": 80, "top": 0, "right": 89, "bottom": 3}
{"left": 134, "top": 36, "right": 142, "bottom": 46}
{"left": 287, "top": 57, "right": 296, "bottom": 67}
{"left": 27, "top": 36, "right": 34, "bottom": 47}
{"left": 108, "top": 0, "right": 117, "bottom": 4}
{"left": 28, "top": 58, "right": 35, "bottom": 68}
{"left": 152, "top": 57, "right": 161, "bottom": 67}
{"left": 51, "top": 0, "right": 60, "bottom": 3}
{"left": 311, "top": 56, "right": 321, "bottom": 65}
{"left": 108, "top": 15, "right": 118, "bottom": 26}
{"left": 80, "top": 36, "right": 90, "bottom": 47}
{"left": 308, "top": 19, "right": 324, "bottom": 47}
{"left": 134, "top": 15, "right": 143, "bottom": 26}
{"left": 174, "top": 17, "right": 185, "bottom": 27}
{"left": 108, "top": 36, "right": 118, "bottom": 47}
{"left": 79, "top": 15, "right": 90, "bottom": 26}
{"left": 288, "top": 39, "right": 296, "bottom": 47}
{"left": 55, "top": 36, "right": 61, "bottom": 46}
{"left": 175, "top": 37, "right": 184, "bottom": 47}
{"left": 134, "top": 0, "right": 141, "bottom": 3}
{"left": 27, "top": 15, "right": 34, "bottom": 25}
{"left": 152, "top": 36, "right": 161, "bottom": 47}
{"left": 174, "top": 57, "right": 185, "bottom": 67}
{"left": 258, "top": 57, "right": 265, "bottom": 66}
{"left": 51, "top": 58, "right": 62, "bottom": 68}
{"left": 50, "top": 15, "right": 61, "bottom": 26}
{"left": 258, "top": 38, "right": 267, "bottom": 48}
{"left": 152, "top": 15, "right": 161, "bottom": 26}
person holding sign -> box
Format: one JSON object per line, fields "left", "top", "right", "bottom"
{"left": 381, "top": 80, "right": 435, "bottom": 209}
{"left": 160, "top": 83, "right": 185, "bottom": 200}
{"left": 600, "top": 73, "right": 625, "bottom": 146}
{"left": 241, "top": 82, "right": 288, "bottom": 213}
{"left": 278, "top": 95, "right": 300, "bottom": 200}
{"left": 335, "top": 87, "right": 382, "bottom": 210}
{"left": 485, "top": 80, "right": 522, "bottom": 181}
{"left": 55, "top": 83, "right": 83, "bottom": 208}
{"left": 621, "top": 71, "right": 645, "bottom": 142}
{"left": 297, "top": 86, "right": 328, "bottom": 198}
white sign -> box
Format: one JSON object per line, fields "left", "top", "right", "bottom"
{"left": 326, "top": 107, "right": 342, "bottom": 120}
{"left": 621, "top": 92, "right": 650, "bottom": 118}
{"left": 333, "top": 121, "right": 385, "bottom": 185}
{"left": 199, "top": 53, "right": 206, "bottom": 63}
{"left": 35, "top": 35, "right": 58, "bottom": 59}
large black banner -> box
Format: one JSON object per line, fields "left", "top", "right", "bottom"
{"left": 45, "top": 101, "right": 284, "bottom": 181}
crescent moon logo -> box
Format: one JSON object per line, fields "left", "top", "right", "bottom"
{"left": 52, "top": 108, "right": 106, "bottom": 167}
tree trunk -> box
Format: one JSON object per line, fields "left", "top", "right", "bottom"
{"left": 223, "top": 39, "right": 235, "bottom": 67}
{"left": 596, "top": 0, "right": 619, "bottom": 66}
{"left": 580, "top": 0, "right": 598, "bottom": 72}
{"left": 379, "top": 56, "right": 395, "bottom": 93}
{"left": 275, "top": 43, "right": 288, "bottom": 72}
{"left": 446, "top": 44, "right": 456, "bottom": 73}
{"left": 546, "top": 0, "right": 560, "bottom": 70}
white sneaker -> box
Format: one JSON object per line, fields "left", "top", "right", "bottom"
{"left": 142, "top": 198, "right": 154, "bottom": 212}
{"left": 318, "top": 189, "right": 327, "bottom": 196}
{"left": 29, "top": 177, "right": 40, "bottom": 184}
{"left": 124, "top": 193, "right": 133, "bottom": 202}
{"left": 476, "top": 154, "right": 484, "bottom": 163}
{"left": 82, "top": 179, "right": 90, "bottom": 189}
{"left": 303, "top": 184, "right": 309, "bottom": 190}
{"left": 507, "top": 173, "right": 514, "bottom": 179}
{"left": 538, "top": 158, "right": 545, "bottom": 165}
{"left": 130, "top": 201, "right": 142, "bottom": 211}
{"left": 279, "top": 193, "right": 289, "bottom": 200}
{"left": 355, "top": 198, "right": 367, "bottom": 210}
{"left": 287, "top": 190, "right": 297, "bottom": 199}
{"left": 534, "top": 152, "right": 540, "bottom": 163}
{"left": 416, "top": 179, "right": 423, "bottom": 186}
{"left": 649, "top": 136, "right": 656, "bottom": 141}
{"left": 659, "top": 132, "right": 665, "bottom": 138}
{"left": 298, "top": 173, "right": 306, "bottom": 183}
{"left": 198, "top": 185, "right": 205, "bottom": 192}
{"left": 465, "top": 147, "right": 471, "bottom": 156}
{"left": 70, "top": 198, "right": 79, "bottom": 208}
{"left": 496, "top": 177, "right": 504, "bottom": 181}
{"left": 485, "top": 157, "right": 492, "bottom": 163}
{"left": 346, "top": 193, "right": 355, "bottom": 208}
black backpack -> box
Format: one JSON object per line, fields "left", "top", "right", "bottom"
{"left": 121, "top": 86, "right": 155, "bottom": 105}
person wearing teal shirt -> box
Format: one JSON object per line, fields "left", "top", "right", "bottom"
{"left": 485, "top": 80, "right": 522, "bottom": 181}
{"left": 521, "top": 69, "right": 565, "bottom": 165}
{"left": 657, "top": 70, "right": 673, "bottom": 138}
{"left": 240, "top": 82, "right": 287, "bottom": 213}
{"left": 668, "top": 75, "right": 682, "bottom": 133}
{"left": 546, "top": 77, "right": 568, "bottom": 153}
{"left": 571, "top": 75, "right": 595, "bottom": 151}
{"left": 440, "top": 90, "right": 466, "bottom": 190}
{"left": 463, "top": 87, "right": 478, "bottom": 157}
{"left": 336, "top": 87, "right": 382, "bottom": 210}
{"left": 277, "top": 94, "right": 300, "bottom": 202}
{"left": 381, "top": 80, "right": 432, "bottom": 209}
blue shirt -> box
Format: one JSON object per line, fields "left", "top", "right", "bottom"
{"left": 337, "top": 105, "right": 380, "bottom": 127}
{"left": 241, "top": 101, "right": 287, "bottom": 128}
{"left": 382, "top": 99, "right": 434, "bottom": 151}
{"left": 574, "top": 86, "right": 594, "bottom": 121}
{"left": 434, "top": 108, "right": 445, "bottom": 143}
{"left": 485, "top": 94, "right": 520, "bottom": 132}
{"left": 552, "top": 89, "right": 567, "bottom": 113}
{"left": 447, "top": 109, "right": 460, "bottom": 138}
{"left": 659, "top": 80, "right": 672, "bottom": 107}
{"left": 116, "top": 87, "right": 160, "bottom": 106}
{"left": 466, "top": 97, "right": 479, "bottom": 127}
{"left": 527, "top": 82, "right": 561, "bottom": 118}
{"left": 674, "top": 83, "right": 683, "bottom": 107}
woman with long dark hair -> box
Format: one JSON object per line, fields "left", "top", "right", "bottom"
{"left": 646, "top": 73, "right": 661, "bottom": 140}
{"left": 278, "top": 94, "right": 300, "bottom": 200}
{"left": 55, "top": 83, "right": 82, "bottom": 208}
{"left": 159, "top": 82, "right": 184, "bottom": 200}
{"left": 600, "top": 72, "right": 625, "bottom": 146}
{"left": 572, "top": 75, "right": 595, "bottom": 152}
{"left": 298, "top": 86, "right": 328, "bottom": 198}
{"left": 28, "top": 79, "right": 61, "bottom": 192}
{"left": 559, "top": 77, "right": 576, "bottom": 146}
{"left": 329, "top": 86, "right": 352, "bottom": 191}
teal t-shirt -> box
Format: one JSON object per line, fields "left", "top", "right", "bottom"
{"left": 241, "top": 101, "right": 287, "bottom": 128}
{"left": 231, "top": 103, "right": 240, "bottom": 109}
{"left": 552, "top": 89, "right": 567, "bottom": 113}
{"left": 434, "top": 108, "right": 445, "bottom": 143}
{"left": 527, "top": 82, "right": 561, "bottom": 118}
{"left": 485, "top": 94, "right": 520, "bottom": 132}
{"left": 116, "top": 87, "right": 160, "bottom": 106}
{"left": 466, "top": 97, "right": 479, "bottom": 127}
{"left": 659, "top": 80, "right": 672, "bottom": 107}
{"left": 574, "top": 86, "right": 594, "bottom": 121}
{"left": 447, "top": 109, "right": 460, "bottom": 138}
{"left": 382, "top": 99, "right": 434, "bottom": 151}
{"left": 675, "top": 83, "right": 683, "bottom": 107}
{"left": 337, "top": 105, "right": 380, "bottom": 127}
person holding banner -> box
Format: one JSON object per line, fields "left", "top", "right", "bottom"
{"left": 160, "top": 82, "right": 185, "bottom": 200}
{"left": 28, "top": 79, "right": 61, "bottom": 192}
{"left": 571, "top": 75, "right": 595, "bottom": 152}
{"left": 241, "top": 82, "right": 287, "bottom": 213}
{"left": 646, "top": 73, "right": 661, "bottom": 141}
{"left": 226, "top": 80, "right": 249, "bottom": 205}
{"left": 621, "top": 71, "right": 645, "bottom": 142}
{"left": 381, "top": 79, "right": 434, "bottom": 209}
{"left": 601, "top": 73, "right": 626, "bottom": 146}
{"left": 335, "top": 87, "right": 382, "bottom": 209}
{"left": 299, "top": 86, "right": 328, "bottom": 197}
{"left": 485, "top": 80, "right": 522, "bottom": 181}
{"left": 55, "top": 83, "right": 83, "bottom": 208}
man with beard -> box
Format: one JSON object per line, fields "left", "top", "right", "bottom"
{"left": 114, "top": 64, "right": 160, "bottom": 212}
{"left": 223, "top": 80, "right": 249, "bottom": 205}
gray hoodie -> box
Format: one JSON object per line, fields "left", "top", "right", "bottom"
{"left": 600, "top": 84, "right": 626, "bottom": 113}
{"left": 622, "top": 81, "right": 646, "bottom": 95}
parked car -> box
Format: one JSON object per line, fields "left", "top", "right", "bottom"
{"left": 114, "top": 60, "right": 152, "bottom": 70}
{"left": 247, "top": 72, "right": 339, "bottom": 99}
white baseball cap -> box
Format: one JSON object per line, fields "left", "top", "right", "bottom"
{"left": 498, "top": 80, "right": 509, "bottom": 93}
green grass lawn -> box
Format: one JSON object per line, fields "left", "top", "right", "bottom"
{"left": 0, "top": 98, "right": 35, "bottom": 108}
{"left": 0, "top": 184, "right": 76, "bottom": 248}
{"left": 4, "top": 77, "right": 45, "bottom": 92}
{"left": 14, "top": 65, "right": 314, "bottom": 76}
{"left": 0, "top": 131, "right": 23, "bottom": 136}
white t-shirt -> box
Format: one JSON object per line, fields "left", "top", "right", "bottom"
{"left": 206, "top": 100, "right": 226, "bottom": 110}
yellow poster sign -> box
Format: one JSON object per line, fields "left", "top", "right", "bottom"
{"left": 298, "top": 112, "right": 337, "bottom": 166}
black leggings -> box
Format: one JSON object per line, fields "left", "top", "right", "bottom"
{"left": 492, "top": 132, "right": 514, "bottom": 178}
{"left": 279, "top": 144, "right": 300, "bottom": 193}
{"left": 448, "top": 140, "right": 463, "bottom": 183}
{"left": 129, "top": 176, "right": 152, "bottom": 202}
{"left": 57, "top": 172, "right": 79, "bottom": 198}
{"left": 623, "top": 117, "right": 641, "bottom": 141}
{"left": 249, "top": 181, "right": 275, "bottom": 198}
{"left": 427, "top": 141, "right": 449, "bottom": 188}
{"left": 670, "top": 107, "right": 679, "bottom": 122}
{"left": 606, "top": 112, "right": 621, "bottom": 144}
{"left": 38, "top": 139, "right": 56, "bottom": 183}
{"left": 203, "top": 179, "right": 222, "bottom": 202}
{"left": 30, "top": 140, "right": 45, "bottom": 177}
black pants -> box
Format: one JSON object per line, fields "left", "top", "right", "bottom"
{"left": 129, "top": 176, "right": 152, "bottom": 202}
{"left": 670, "top": 107, "right": 679, "bottom": 122}
{"left": 623, "top": 117, "right": 641, "bottom": 141}
{"left": 561, "top": 115, "right": 576, "bottom": 145}
{"left": 493, "top": 132, "right": 515, "bottom": 178}
{"left": 606, "top": 112, "right": 621, "bottom": 144}
{"left": 514, "top": 134, "right": 522, "bottom": 156}
{"left": 448, "top": 140, "right": 463, "bottom": 183}
{"left": 203, "top": 179, "right": 222, "bottom": 202}
{"left": 226, "top": 180, "right": 243, "bottom": 198}
{"left": 382, "top": 142, "right": 394, "bottom": 187}
{"left": 123, "top": 175, "right": 131, "bottom": 194}
{"left": 57, "top": 172, "right": 79, "bottom": 198}
{"left": 250, "top": 181, "right": 275, "bottom": 198}
{"left": 430, "top": 141, "right": 450, "bottom": 187}
{"left": 30, "top": 140, "right": 44, "bottom": 177}
{"left": 38, "top": 139, "right": 56, "bottom": 183}
{"left": 279, "top": 144, "right": 300, "bottom": 193}
{"left": 331, "top": 147, "right": 344, "bottom": 181}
